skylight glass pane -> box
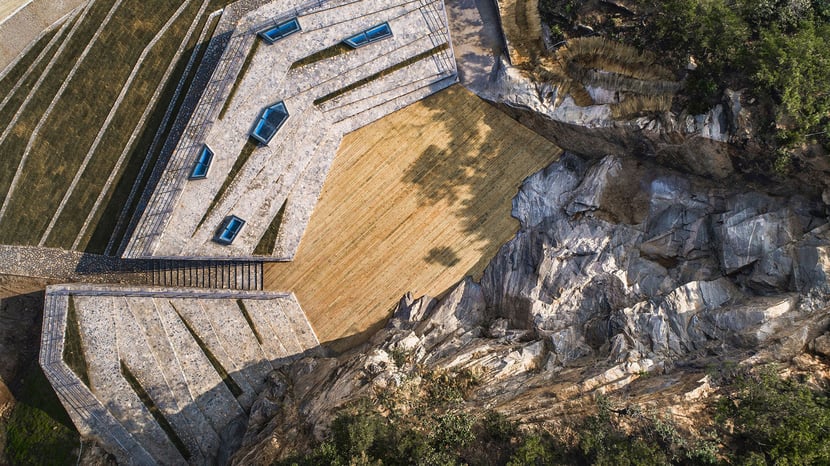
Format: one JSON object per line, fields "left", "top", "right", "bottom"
{"left": 366, "top": 23, "right": 391, "bottom": 41}
{"left": 250, "top": 102, "right": 289, "bottom": 145}
{"left": 189, "top": 145, "right": 213, "bottom": 179}
{"left": 344, "top": 23, "right": 392, "bottom": 48}
{"left": 259, "top": 18, "right": 301, "bottom": 43}
{"left": 216, "top": 216, "right": 245, "bottom": 244}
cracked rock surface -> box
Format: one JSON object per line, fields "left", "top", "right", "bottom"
{"left": 232, "top": 153, "right": 830, "bottom": 464}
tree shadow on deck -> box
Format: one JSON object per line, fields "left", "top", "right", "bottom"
{"left": 401, "top": 85, "right": 560, "bottom": 279}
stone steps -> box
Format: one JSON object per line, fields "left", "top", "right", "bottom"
{"left": 75, "top": 295, "right": 186, "bottom": 465}
{"left": 149, "top": 260, "right": 264, "bottom": 290}
{"left": 124, "top": 298, "right": 226, "bottom": 448}
{"left": 199, "top": 300, "right": 273, "bottom": 407}
{"left": 161, "top": 298, "right": 259, "bottom": 413}
{"left": 278, "top": 296, "right": 320, "bottom": 352}
{"left": 116, "top": 298, "right": 215, "bottom": 464}
{"left": 235, "top": 298, "right": 290, "bottom": 362}
{"left": 152, "top": 298, "right": 246, "bottom": 431}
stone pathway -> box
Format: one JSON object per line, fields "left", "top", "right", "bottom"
{"left": 443, "top": 0, "right": 503, "bottom": 95}
{"left": 41, "top": 284, "right": 319, "bottom": 465}
{"left": 0, "top": 245, "right": 263, "bottom": 290}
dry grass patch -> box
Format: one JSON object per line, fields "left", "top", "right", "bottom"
{"left": 610, "top": 94, "right": 673, "bottom": 119}
{"left": 264, "top": 85, "right": 561, "bottom": 349}
{"left": 560, "top": 37, "right": 674, "bottom": 81}
{"left": 498, "top": 0, "right": 544, "bottom": 66}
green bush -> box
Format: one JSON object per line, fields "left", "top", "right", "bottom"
{"left": 754, "top": 20, "right": 830, "bottom": 143}
{"left": 716, "top": 366, "right": 830, "bottom": 464}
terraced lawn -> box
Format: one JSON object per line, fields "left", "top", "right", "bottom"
{"left": 0, "top": 0, "right": 238, "bottom": 252}
{"left": 0, "top": 0, "right": 186, "bottom": 244}
{"left": 44, "top": 0, "right": 209, "bottom": 250}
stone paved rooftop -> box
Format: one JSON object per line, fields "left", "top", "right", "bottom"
{"left": 40, "top": 284, "right": 319, "bottom": 465}
{"left": 124, "top": 0, "right": 457, "bottom": 260}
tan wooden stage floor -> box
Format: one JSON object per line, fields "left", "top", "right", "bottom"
{"left": 264, "top": 85, "right": 561, "bottom": 350}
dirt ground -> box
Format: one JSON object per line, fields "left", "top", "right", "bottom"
{"left": 265, "top": 85, "right": 561, "bottom": 350}
{"left": 0, "top": 275, "right": 50, "bottom": 409}
{"left": 0, "top": 0, "right": 29, "bottom": 23}
{"left": 0, "top": 0, "right": 85, "bottom": 73}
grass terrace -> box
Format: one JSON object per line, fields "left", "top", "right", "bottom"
{"left": 45, "top": 0, "right": 208, "bottom": 250}
{"left": 0, "top": 0, "right": 239, "bottom": 252}
{"left": 0, "top": 0, "right": 187, "bottom": 244}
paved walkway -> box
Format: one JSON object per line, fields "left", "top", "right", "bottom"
{"left": 0, "top": 245, "right": 264, "bottom": 290}
{"left": 443, "top": 0, "right": 503, "bottom": 95}
{"left": 0, "top": 244, "right": 143, "bottom": 283}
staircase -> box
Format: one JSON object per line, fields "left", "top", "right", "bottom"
{"left": 146, "top": 260, "right": 263, "bottom": 290}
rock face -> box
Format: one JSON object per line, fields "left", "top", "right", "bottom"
{"left": 469, "top": 55, "right": 740, "bottom": 180}
{"left": 232, "top": 154, "right": 830, "bottom": 464}
{"left": 485, "top": 153, "right": 830, "bottom": 365}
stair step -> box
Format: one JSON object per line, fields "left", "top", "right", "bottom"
{"left": 116, "top": 298, "right": 214, "bottom": 463}
{"left": 147, "top": 260, "right": 263, "bottom": 290}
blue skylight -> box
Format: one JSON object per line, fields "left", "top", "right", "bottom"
{"left": 189, "top": 145, "right": 214, "bottom": 179}
{"left": 215, "top": 215, "right": 245, "bottom": 245}
{"left": 250, "top": 101, "right": 289, "bottom": 145}
{"left": 343, "top": 23, "right": 392, "bottom": 48}
{"left": 258, "top": 18, "right": 301, "bottom": 43}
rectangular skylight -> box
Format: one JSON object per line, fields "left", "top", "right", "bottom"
{"left": 258, "top": 18, "right": 301, "bottom": 43}
{"left": 216, "top": 215, "right": 245, "bottom": 245}
{"left": 343, "top": 22, "right": 392, "bottom": 48}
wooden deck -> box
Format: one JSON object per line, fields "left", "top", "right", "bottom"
{"left": 264, "top": 85, "right": 561, "bottom": 350}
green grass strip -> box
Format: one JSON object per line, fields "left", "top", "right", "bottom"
{"left": 253, "top": 199, "right": 286, "bottom": 256}
{"left": 170, "top": 302, "right": 244, "bottom": 398}
{"left": 236, "top": 299, "right": 263, "bottom": 345}
{"left": 0, "top": 0, "right": 183, "bottom": 245}
{"left": 4, "top": 363, "right": 78, "bottom": 464}
{"left": 313, "top": 43, "right": 449, "bottom": 106}
{"left": 49, "top": 0, "right": 207, "bottom": 251}
{"left": 63, "top": 296, "right": 90, "bottom": 387}
{"left": 120, "top": 360, "right": 191, "bottom": 460}
{"left": 218, "top": 38, "right": 260, "bottom": 120}
{"left": 289, "top": 42, "right": 351, "bottom": 69}
{"left": 195, "top": 139, "right": 257, "bottom": 232}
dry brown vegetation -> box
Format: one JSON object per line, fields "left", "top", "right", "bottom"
{"left": 559, "top": 36, "right": 673, "bottom": 81}
{"left": 496, "top": 1, "right": 679, "bottom": 119}
{"left": 610, "top": 94, "right": 673, "bottom": 119}
{"left": 264, "top": 86, "right": 561, "bottom": 349}
{"left": 497, "top": 0, "right": 544, "bottom": 67}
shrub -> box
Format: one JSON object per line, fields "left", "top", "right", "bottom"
{"left": 716, "top": 365, "right": 830, "bottom": 464}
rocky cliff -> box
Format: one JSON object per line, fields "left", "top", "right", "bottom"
{"left": 231, "top": 153, "right": 830, "bottom": 464}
